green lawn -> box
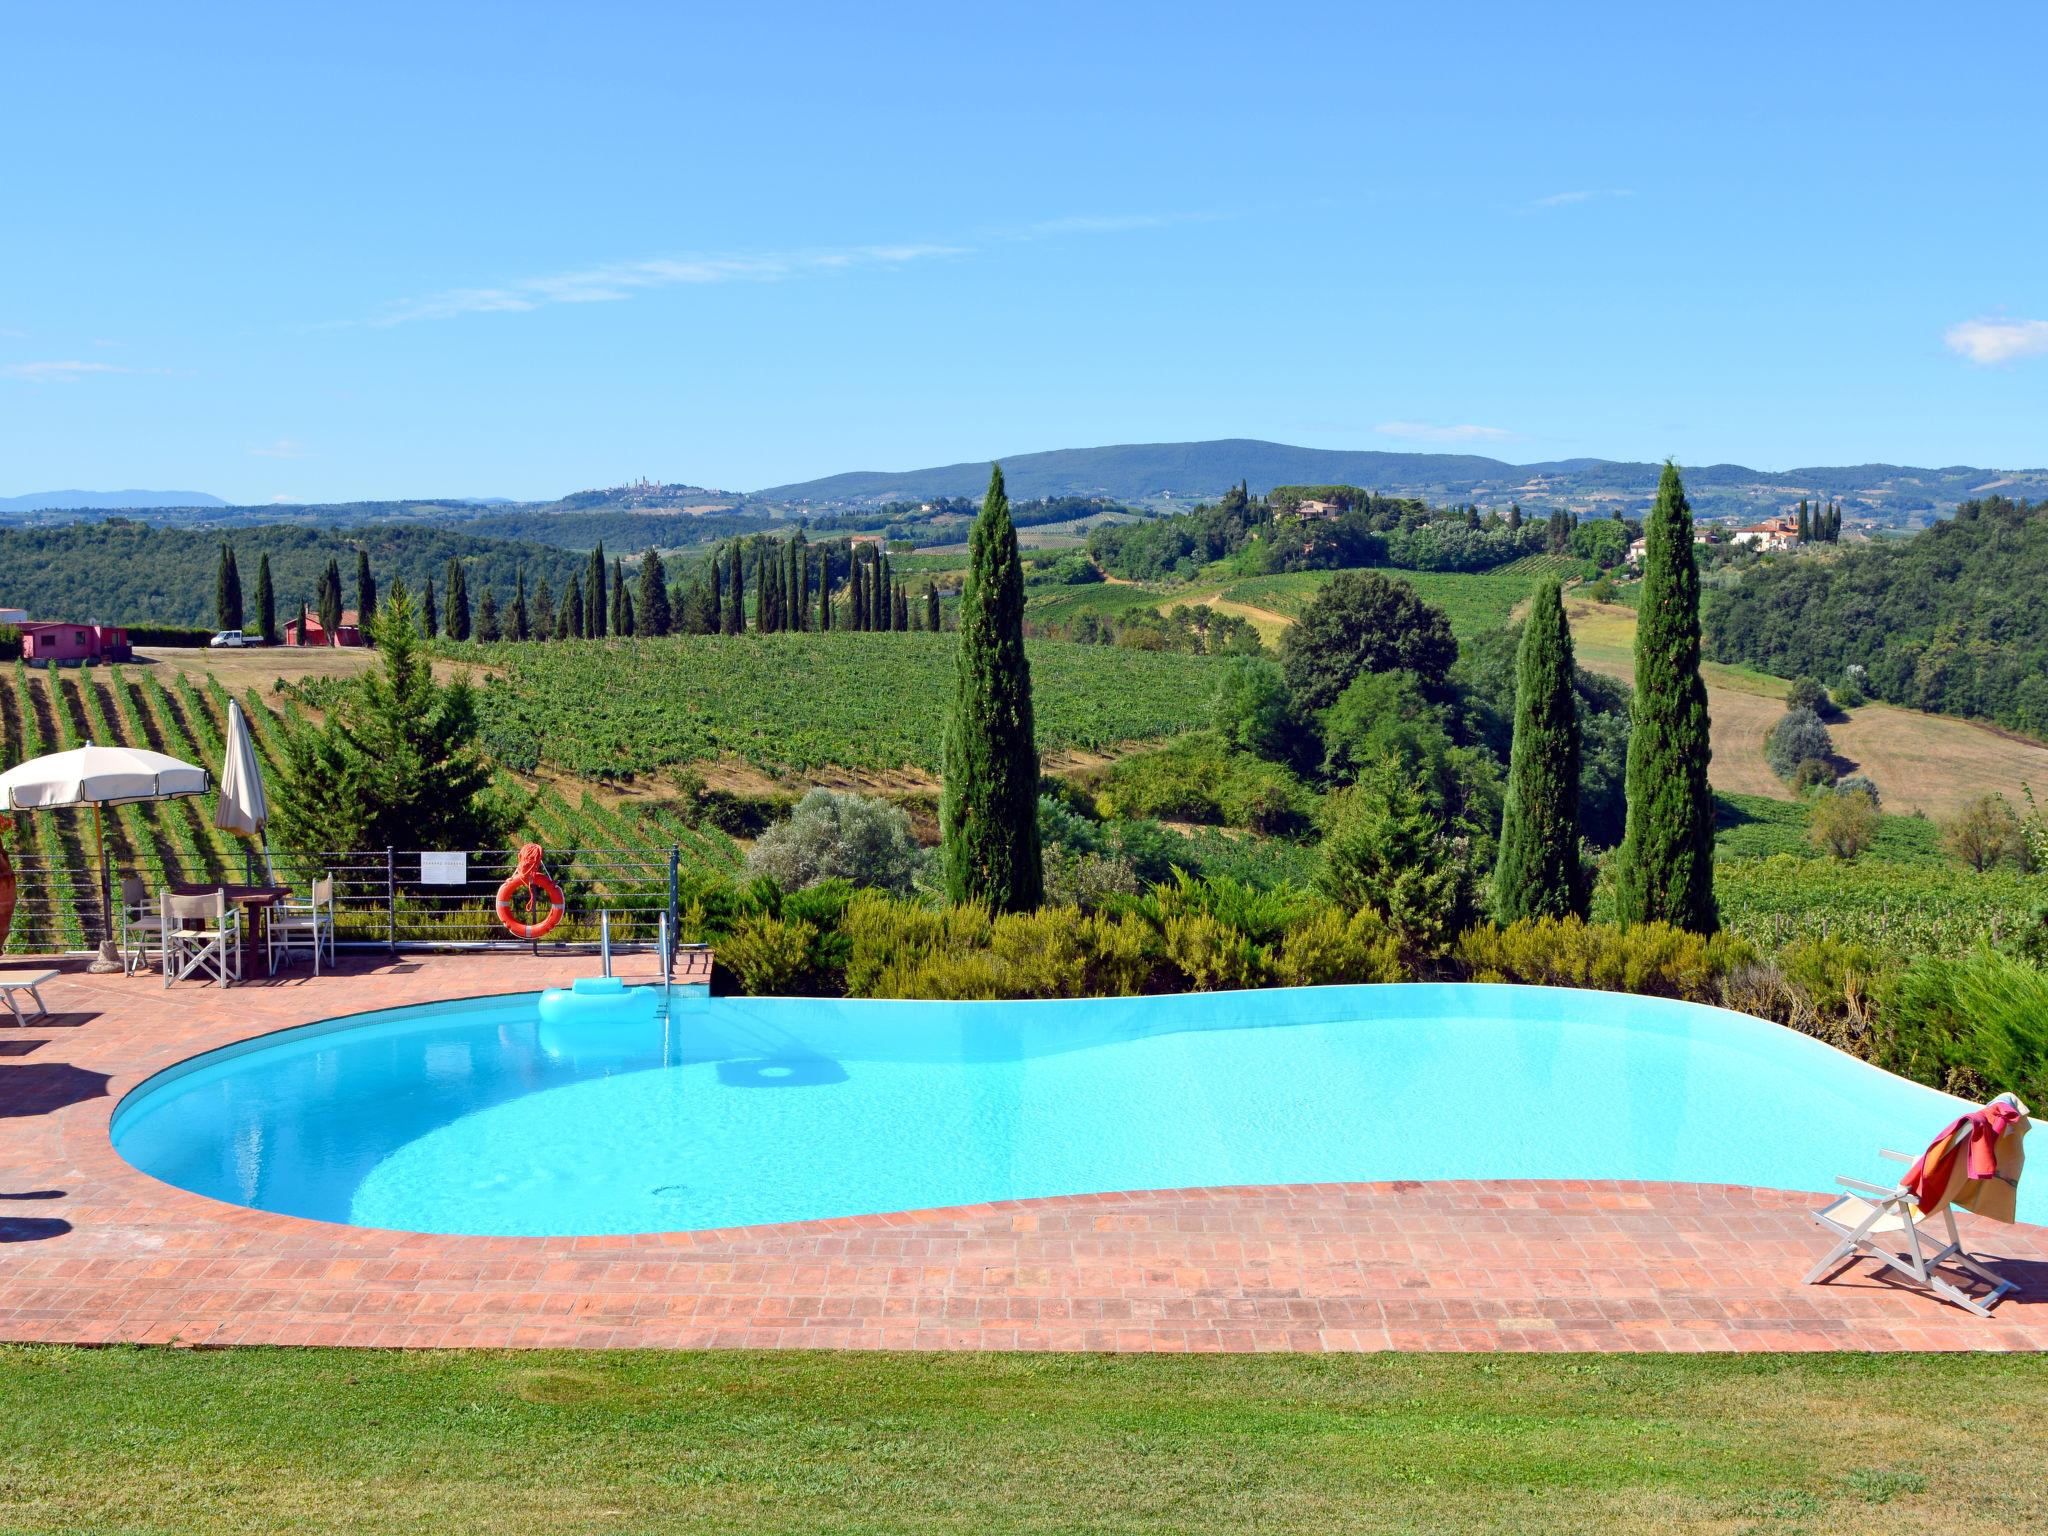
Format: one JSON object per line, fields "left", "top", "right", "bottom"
{"left": 4, "top": 1348, "right": 2044, "bottom": 1534}
{"left": 1215, "top": 557, "right": 1584, "bottom": 640}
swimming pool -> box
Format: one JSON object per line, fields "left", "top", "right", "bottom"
{"left": 111, "top": 984, "right": 2015, "bottom": 1236}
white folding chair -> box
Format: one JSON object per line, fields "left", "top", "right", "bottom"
{"left": 266, "top": 875, "right": 336, "bottom": 975}
{"left": 119, "top": 876, "right": 165, "bottom": 975}
{"left": 1805, "top": 1147, "right": 2018, "bottom": 1317}
{"left": 161, "top": 889, "right": 241, "bottom": 989}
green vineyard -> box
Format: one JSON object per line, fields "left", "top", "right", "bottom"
{"left": 0, "top": 661, "right": 741, "bottom": 955}
{"left": 468, "top": 631, "right": 1225, "bottom": 778}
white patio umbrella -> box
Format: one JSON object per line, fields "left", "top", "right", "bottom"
{"left": 0, "top": 741, "right": 209, "bottom": 971}
{"left": 214, "top": 701, "right": 269, "bottom": 872}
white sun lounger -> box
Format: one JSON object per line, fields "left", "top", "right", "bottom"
{"left": 0, "top": 970, "right": 58, "bottom": 1025}
{"left": 1805, "top": 1148, "right": 2018, "bottom": 1317}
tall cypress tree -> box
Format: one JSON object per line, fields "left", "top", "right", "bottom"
{"left": 585, "top": 543, "right": 607, "bottom": 638}
{"left": 753, "top": 543, "right": 770, "bottom": 632}
{"left": 533, "top": 573, "right": 554, "bottom": 640}
{"left": 1491, "top": 578, "right": 1584, "bottom": 922}
{"left": 565, "top": 573, "right": 584, "bottom": 639}
{"left": 444, "top": 557, "right": 470, "bottom": 641}
{"left": 510, "top": 568, "right": 530, "bottom": 641}
{"left": 941, "top": 464, "right": 1043, "bottom": 912}
{"left": 475, "top": 587, "right": 501, "bottom": 643}
{"left": 422, "top": 576, "right": 439, "bottom": 639}
{"left": 724, "top": 545, "right": 744, "bottom": 633}
{"left": 610, "top": 557, "right": 628, "bottom": 635}
{"left": 216, "top": 542, "right": 244, "bottom": 631}
{"left": 620, "top": 583, "right": 635, "bottom": 638}
{"left": 319, "top": 557, "right": 344, "bottom": 639}
{"left": 356, "top": 548, "right": 377, "bottom": 627}
{"left": 878, "top": 552, "right": 894, "bottom": 631}
{"left": 1797, "top": 500, "right": 1811, "bottom": 542}
{"left": 1615, "top": 462, "right": 1717, "bottom": 932}
{"left": 708, "top": 558, "right": 724, "bottom": 633}
{"left": 818, "top": 555, "right": 832, "bottom": 630}
{"left": 926, "top": 580, "right": 940, "bottom": 632}
{"left": 638, "top": 548, "right": 672, "bottom": 636}
{"left": 894, "top": 582, "right": 908, "bottom": 631}
{"left": 255, "top": 554, "right": 276, "bottom": 644}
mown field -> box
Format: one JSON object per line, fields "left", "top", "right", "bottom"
{"left": 468, "top": 632, "right": 1226, "bottom": 779}
{"left": 0, "top": 657, "right": 741, "bottom": 954}
{"left": 6, "top": 1347, "right": 2047, "bottom": 1536}
{"left": 1211, "top": 554, "right": 1586, "bottom": 640}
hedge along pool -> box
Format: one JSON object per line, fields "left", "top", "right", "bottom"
{"left": 110, "top": 984, "right": 2026, "bottom": 1237}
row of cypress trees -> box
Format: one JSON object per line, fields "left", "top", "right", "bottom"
{"left": 691, "top": 535, "right": 943, "bottom": 636}
{"left": 1493, "top": 461, "right": 1717, "bottom": 932}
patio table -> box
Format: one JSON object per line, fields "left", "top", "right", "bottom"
{"left": 168, "top": 883, "right": 291, "bottom": 977}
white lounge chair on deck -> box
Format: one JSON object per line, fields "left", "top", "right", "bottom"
{"left": 1806, "top": 1096, "right": 2030, "bottom": 1317}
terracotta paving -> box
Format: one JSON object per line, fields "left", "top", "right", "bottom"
{"left": 3, "top": 953, "right": 2047, "bottom": 1352}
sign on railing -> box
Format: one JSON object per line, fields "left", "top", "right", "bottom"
{"left": 0, "top": 846, "right": 684, "bottom": 958}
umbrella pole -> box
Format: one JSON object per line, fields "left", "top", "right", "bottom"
{"left": 88, "top": 800, "right": 121, "bottom": 973}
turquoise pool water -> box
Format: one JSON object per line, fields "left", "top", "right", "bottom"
{"left": 111, "top": 984, "right": 2017, "bottom": 1236}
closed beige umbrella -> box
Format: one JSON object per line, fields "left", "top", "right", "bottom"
{"left": 214, "top": 700, "right": 268, "bottom": 838}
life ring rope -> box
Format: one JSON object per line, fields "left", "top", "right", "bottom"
{"left": 497, "top": 842, "right": 565, "bottom": 940}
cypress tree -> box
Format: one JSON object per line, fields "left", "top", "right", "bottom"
{"left": 1492, "top": 578, "right": 1584, "bottom": 922}
{"left": 356, "top": 548, "right": 377, "bottom": 626}
{"left": 754, "top": 544, "right": 770, "bottom": 632}
{"left": 620, "top": 583, "right": 635, "bottom": 638}
{"left": 565, "top": 573, "right": 584, "bottom": 639}
{"left": 444, "top": 557, "right": 470, "bottom": 641}
{"left": 819, "top": 555, "right": 832, "bottom": 630}
{"left": 255, "top": 554, "right": 276, "bottom": 644}
{"left": 850, "top": 557, "right": 865, "bottom": 630}
{"left": 476, "top": 587, "right": 501, "bottom": 643}
{"left": 216, "top": 542, "right": 244, "bottom": 631}
{"left": 708, "top": 558, "right": 724, "bottom": 633}
{"left": 926, "top": 580, "right": 940, "bottom": 632}
{"left": 510, "top": 568, "right": 530, "bottom": 641}
{"left": 1615, "top": 462, "right": 1717, "bottom": 933}
{"left": 941, "top": 464, "right": 1043, "bottom": 912}
{"left": 728, "top": 545, "right": 746, "bottom": 634}
{"left": 638, "top": 548, "right": 672, "bottom": 636}
{"left": 1507, "top": 501, "right": 1522, "bottom": 531}
{"left": 297, "top": 599, "right": 311, "bottom": 647}
{"left": 319, "top": 557, "right": 344, "bottom": 639}
{"left": 422, "top": 576, "right": 438, "bottom": 639}
{"left": 894, "top": 582, "right": 908, "bottom": 631}
{"left": 878, "top": 553, "right": 894, "bottom": 630}
{"left": 587, "top": 543, "right": 608, "bottom": 638}
{"left": 1797, "top": 500, "right": 1811, "bottom": 542}
{"left": 610, "top": 556, "right": 628, "bottom": 635}
{"left": 533, "top": 573, "right": 554, "bottom": 640}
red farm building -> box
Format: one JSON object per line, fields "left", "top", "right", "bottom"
{"left": 17, "top": 621, "right": 133, "bottom": 667}
{"left": 282, "top": 609, "right": 366, "bottom": 647}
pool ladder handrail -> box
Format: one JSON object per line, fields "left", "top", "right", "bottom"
{"left": 596, "top": 908, "right": 673, "bottom": 985}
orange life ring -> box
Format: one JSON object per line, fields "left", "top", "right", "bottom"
{"left": 496, "top": 843, "right": 565, "bottom": 940}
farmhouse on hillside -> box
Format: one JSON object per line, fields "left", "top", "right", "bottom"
{"left": 17, "top": 621, "right": 133, "bottom": 667}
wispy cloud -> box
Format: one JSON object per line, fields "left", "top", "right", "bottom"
{"left": 1531, "top": 188, "right": 1634, "bottom": 209}
{"left": 249, "top": 438, "right": 313, "bottom": 460}
{"left": 2, "top": 359, "right": 139, "bottom": 381}
{"left": 1945, "top": 316, "right": 2048, "bottom": 366}
{"left": 1374, "top": 420, "right": 1519, "bottom": 444}
{"left": 356, "top": 242, "right": 966, "bottom": 327}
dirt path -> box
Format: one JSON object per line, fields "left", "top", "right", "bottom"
{"left": 1171, "top": 590, "right": 1294, "bottom": 645}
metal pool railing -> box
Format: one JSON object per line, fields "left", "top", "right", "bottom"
{"left": 2, "top": 846, "right": 688, "bottom": 961}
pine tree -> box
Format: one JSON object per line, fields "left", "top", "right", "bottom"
{"left": 255, "top": 554, "right": 276, "bottom": 644}
{"left": 422, "top": 576, "right": 439, "bottom": 640}
{"left": 510, "top": 568, "right": 530, "bottom": 641}
{"left": 926, "top": 580, "right": 940, "bottom": 632}
{"left": 356, "top": 548, "right": 377, "bottom": 627}
{"left": 637, "top": 548, "right": 672, "bottom": 636}
{"left": 1492, "top": 578, "right": 1584, "bottom": 921}
{"left": 565, "top": 572, "right": 584, "bottom": 639}
{"left": 587, "top": 543, "right": 607, "bottom": 638}
{"left": 443, "top": 557, "right": 470, "bottom": 641}
{"left": 941, "top": 464, "right": 1043, "bottom": 912}
{"left": 724, "top": 544, "right": 745, "bottom": 634}
{"left": 475, "top": 587, "right": 501, "bottom": 643}
{"left": 216, "top": 542, "right": 244, "bottom": 632}
{"left": 1615, "top": 462, "right": 1717, "bottom": 932}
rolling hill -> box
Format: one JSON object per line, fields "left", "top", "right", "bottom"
{"left": 753, "top": 440, "right": 2048, "bottom": 527}
{"left": 0, "top": 489, "right": 227, "bottom": 512}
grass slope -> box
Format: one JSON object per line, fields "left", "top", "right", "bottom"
{"left": 472, "top": 633, "right": 1225, "bottom": 779}
{"left": 5, "top": 1347, "right": 2046, "bottom": 1535}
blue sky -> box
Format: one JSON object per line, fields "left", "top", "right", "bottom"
{"left": 4, "top": 2, "right": 2044, "bottom": 502}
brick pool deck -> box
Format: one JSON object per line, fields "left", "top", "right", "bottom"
{"left": 2, "top": 954, "right": 2045, "bottom": 1352}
